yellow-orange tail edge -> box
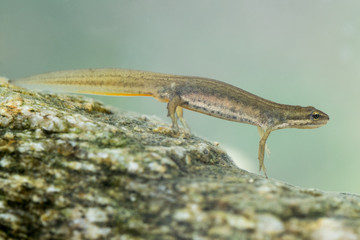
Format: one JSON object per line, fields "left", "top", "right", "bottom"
{"left": 77, "top": 91, "right": 153, "bottom": 97}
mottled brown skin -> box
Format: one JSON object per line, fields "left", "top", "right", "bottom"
{"left": 11, "top": 68, "right": 329, "bottom": 177}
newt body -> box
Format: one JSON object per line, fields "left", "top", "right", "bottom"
{"left": 11, "top": 68, "right": 329, "bottom": 177}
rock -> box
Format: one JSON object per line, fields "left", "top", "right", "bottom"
{"left": 0, "top": 82, "right": 359, "bottom": 240}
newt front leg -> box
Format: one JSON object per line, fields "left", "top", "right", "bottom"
{"left": 167, "top": 95, "right": 189, "bottom": 132}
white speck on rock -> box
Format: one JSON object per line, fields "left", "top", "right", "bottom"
{"left": 66, "top": 114, "right": 97, "bottom": 130}
{"left": 0, "top": 156, "right": 12, "bottom": 168}
{"left": 171, "top": 146, "right": 185, "bottom": 159}
{"left": 226, "top": 214, "right": 255, "bottom": 230}
{"left": 46, "top": 185, "right": 61, "bottom": 193}
{"left": 3, "top": 131, "right": 14, "bottom": 139}
{"left": 173, "top": 204, "right": 205, "bottom": 222}
{"left": 0, "top": 200, "right": 6, "bottom": 209}
{"left": 0, "top": 213, "right": 19, "bottom": 222}
{"left": 64, "top": 161, "right": 97, "bottom": 172}
{"left": 174, "top": 209, "right": 191, "bottom": 221}
{"left": 41, "top": 116, "right": 66, "bottom": 132}
{"left": 96, "top": 151, "right": 110, "bottom": 159}
{"left": 85, "top": 208, "right": 108, "bottom": 222}
{"left": 87, "top": 149, "right": 126, "bottom": 166}
{"left": 9, "top": 174, "right": 45, "bottom": 189}
{"left": 86, "top": 225, "right": 111, "bottom": 239}
{"left": 0, "top": 109, "right": 13, "bottom": 127}
{"left": 256, "top": 214, "right": 284, "bottom": 234}
{"left": 196, "top": 143, "right": 210, "bottom": 154}
{"left": 257, "top": 185, "right": 276, "bottom": 194}
{"left": 19, "top": 142, "right": 45, "bottom": 152}
{"left": 311, "top": 218, "right": 357, "bottom": 240}
{"left": 148, "top": 162, "right": 167, "bottom": 173}
{"left": 128, "top": 161, "right": 140, "bottom": 172}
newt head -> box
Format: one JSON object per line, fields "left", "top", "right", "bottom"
{"left": 274, "top": 106, "right": 329, "bottom": 130}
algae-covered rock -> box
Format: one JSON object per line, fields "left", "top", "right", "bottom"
{"left": 0, "top": 82, "right": 359, "bottom": 240}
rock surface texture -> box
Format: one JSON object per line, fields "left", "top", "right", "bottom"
{"left": 0, "top": 83, "right": 359, "bottom": 240}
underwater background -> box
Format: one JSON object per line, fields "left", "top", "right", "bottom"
{"left": 1, "top": 1, "right": 359, "bottom": 194}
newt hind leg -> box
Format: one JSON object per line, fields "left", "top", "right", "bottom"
{"left": 167, "top": 95, "right": 183, "bottom": 131}
{"left": 167, "top": 95, "right": 190, "bottom": 132}
{"left": 176, "top": 107, "right": 190, "bottom": 131}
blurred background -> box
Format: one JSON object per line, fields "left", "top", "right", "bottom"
{"left": 0, "top": 1, "right": 359, "bottom": 194}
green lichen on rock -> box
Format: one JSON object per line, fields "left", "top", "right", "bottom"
{"left": 0, "top": 83, "right": 359, "bottom": 240}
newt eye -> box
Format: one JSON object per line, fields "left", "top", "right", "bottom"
{"left": 311, "top": 111, "right": 320, "bottom": 120}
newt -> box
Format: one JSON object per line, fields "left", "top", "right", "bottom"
{"left": 10, "top": 68, "right": 329, "bottom": 177}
